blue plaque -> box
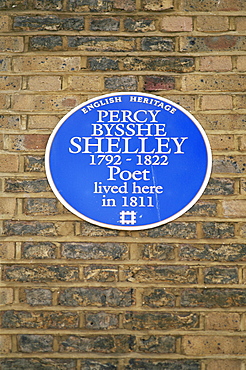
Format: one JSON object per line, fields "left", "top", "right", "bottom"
{"left": 45, "top": 92, "right": 212, "bottom": 230}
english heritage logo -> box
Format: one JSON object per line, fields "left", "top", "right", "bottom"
{"left": 45, "top": 92, "right": 212, "bottom": 230}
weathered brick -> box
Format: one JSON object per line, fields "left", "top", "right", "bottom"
{"left": 13, "top": 56, "right": 81, "bottom": 72}
{"left": 0, "top": 36, "right": 24, "bottom": 52}
{"left": 85, "top": 312, "right": 119, "bottom": 330}
{"left": 23, "top": 198, "right": 58, "bottom": 215}
{"left": 140, "top": 222, "right": 197, "bottom": 239}
{"left": 181, "top": 0, "right": 246, "bottom": 11}
{"left": 0, "top": 359, "right": 76, "bottom": 370}
{"left": 59, "top": 287, "right": 134, "bottom": 307}
{"left": 139, "top": 335, "right": 176, "bottom": 353}
{"left": 90, "top": 17, "right": 119, "bottom": 31}
{"left": 235, "top": 17, "right": 246, "bottom": 31}
{"left": 88, "top": 57, "right": 119, "bottom": 71}
{"left": 196, "top": 16, "right": 229, "bottom": 32}
{"left": 3, "top": 220, "right": 74, "bottom": 236}
{"left": 142, "top": 0, "right": 173, "bottom": 11}
{"left": 4, "top": 265, "right": 78, "bottom": 282}
{"left": 183, "top": 335, "right": 246, "bottom": 355}
{"left": 28, "top": 76, "right": 62, "bottom": 91}
{"left": 234, "top": 95, "right": 246, "bottom": 110}
{"left": 181, "top": 36, "right": 246, "bottom": 52}
{"left": 222, "top": 200, "right": 246, "bottom": 217}
{"left": 141, "top": 243, "right": 175, "bottom": 260}
{"left": 204, "top": 178, "right": 234, "bottom": 196}
{"left": 84, "top": 265, "right": 118, "bottom": 282}
{"left": 205, "top": 312, "right": 240, "bottom": 331}
{"left": 208, "top": 134, "right": 234, "bottom": 151}
{"left": 59, "top": 334, "right": 135, "bottom": 353}
{"left": 0, "top": 335, "right": 11, "bottom": 353}
{"left": 0, "top": 0, "right": 27, "bottom": 9}
{"left": 12, "top": 94, "right": 79, "bottom": 111}
{"left": 66, "top": 0, "right": 114, "bottom": 12}
{"left": 202, "top": 222, "right": 235, "bottom": 239}
{"left": 18, "top": 334, "right": 53, "bottom": 353}
{"left": 5, "top": 178, "right": 50, "bottom": 193}
{"left": 28, "top": 115, "right": 60, "bottom": 130}
{"left": 204, "top": 266, "right": 238, "bottom": 284}
{"left": 80, "top": 222, "right": 119, "bottom": 237}
{"left": 179, "top": 243, "right": 246, "bottom": 262}
{"left": 212, "top": 156, "right": 246, "bottom": 173}
{"left": 0, "top": 288, "right": 14, "bottom": 305}
{"left": 0, "top": 154, "right": 19, "bottom": 172}
{"left": 81, "top": 360, "right": 118, "bottom": 370}
{"left": 24, "top": 155, "right": 45, "bottom": 172}
{"left": 22, "top": 242, "right": 57, "bottom": 259}
{"left": 7, "top": 134, "right": 49, "bottom": 151}
{"left": 182, "top": 75, "right": 246, "bottom": 91}
{"left": 62, "top": 242, "right": 127, "bottom": 260}
{"left": 142, "top": 288, "right": 175, "bottom": 307}
{"left": 113, "top": 0, "right": 135, "bottom": 11}
{"left": 125, "top": 359, "right": 200, "bottom": 370}
{"left": 0, "top": 198, "right": 16, "bottom": 215}
{"left": 68, "top": 37, "right": 135, "bottom": 52}
{"left": 123, "top": 312, "right": 198, "bottom": 330}
{"left": 161, "top": 16, "right": 192, "bottom": 32}
{"left": 166, "top": 95, "right": 196, "bottom": 110}
{"left": 20, "top": 288, "right": 52, "bottom": 306}
{"left": 144, "top": 76, "right": 176, "bottom": 91}
{"left": 0, "top": 94, "right": 9, "bottom": 109}
{"left": 181, "top": 289, "right": 246, "bottom": 308}
{"left": 30, "top": 36, "right": 63, "bottom": 51}
{"left": 105, "top": 76, "right": 137, "bottom": 91}
{"left": 0, "top": 242, "right": 15, "bottom": 259}
{"left": 0, "top": 15, "right": 10, "bottom": 32}
{"left": 13, "top": 15, "right": 85, "bottom": 31}
{"left": 0, "top": 115, "right": 20, "bottom": 129}
{"left": 200, "top": 56, "right": 232, "bottom": 71}
{"left": 141, "top": 37, "right": 174, "bottom": 52}
{"left": 185, "top": 201, "right": 217, "bottom": 217}
{"left": 67, "top": 75, "right": 101, "bottom": 91}
{"left": 122, "top": 57, "right": 195, "bottom": 72}
{"left": 201, "top": 95, "right": 232, "bottom": 110}
{"left": 122, "top": 265, "right": 197, "bottom": 283}
{"left": 124, "top": 18, "right": 155, "bottom": 32}
{"left": 2, "top": 310, "right": 79, "bottom": 329}
{"left": 206, "top": 359, "right": 241, "bottom": 370}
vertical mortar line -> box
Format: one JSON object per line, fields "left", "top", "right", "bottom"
{"left": 135, "top": 0, "right": 141, "bottom": 11}
{"left": 198, "top": 266, "right": 204, "bottom": 285}
{"left": 241, "top": 359, "right": 246, "bottom": 370}
{"left": 79, "top": 264, "right": 84, "bottom": 281}
{"left": 201, "top": 361, "right": 206, "bottom": 370}
{"left": 130, "top": 242, "right": 139, "bottom": 261}
{"left": 15, "top": 242, "right": 21, "bottom": 259}
{"left": 176, "top": 335, "right": 182, "bottom": 354}
{"left": 16, "top": 198, "right": 23, "bottom": 217}
{"left": 200, "top": 311, "right": 205, "bottom": 331}
{"left": 229, "top": 16, "right": 236, "bottom": 31}
{"left": 196, "top": 221, "right": 203, "bottom": 240}
{"left": 84, "top": 15, "right": 90, "bottom": 32}
{"left": 21, "top": 115, "right": 27, "bottom": 130}
{"left": 77, "top": 359, "right": 81, "bottom": 370}
{"left": 134, "top": 286, "right": 143, "bottom": 309}
{"left": 235, "top": 177, "right": 240, "bottom": 196}
{"left": 14, "top": 286, "right": 19, "bottom": 304}
{"left": 52, "top": 289, "right": 58, "bottom": 306}
{"left": 75, "top": 221, "right": 81, "bottom": 236}
{"left": 118, "top": 358, "right": 125, "bottom": 370}
{"left": 12, "top": 333, "right": 17, "bottom": 353}
{"left": 24, "top": 35, "right": 29, "bottom": 53}
{"left": 53, "top": 334, "right": 59, "bottom": 352}
{"left": 238, "top": 264, "right": 243, "bottom": 285}
{"left": 240, "top": 311, "right": 244, "bottom": 332}
{"left": 216, "top": 199, "right": 223, "bottom": 218}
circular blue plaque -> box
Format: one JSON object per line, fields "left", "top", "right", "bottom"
{"left": 45, "top": 92, "right": 212, "bottom": 230}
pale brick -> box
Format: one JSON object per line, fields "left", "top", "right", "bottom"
{"left": 205, "top": 312, "right": 240, "bottom": 330}
{"left": 201, "top": 95, "right": 232, "bottom": 110}
{"left": 0, "top": 198, "right": 16, "bottom": 215}
{"left": 28, "top": 115, "right": 60, "bottom": 130}
{"left": 12, "top": 94, "right": 79, "bottom": 111}
{"left": 0, "top": 154, "right": 19, "bottom": 172}
{"left": 182, "top": 75, "right": 246, "bottom": 91}
{"left": 234, "top": 95, "right": 246, "bottom": 109}
{"left": 13, "top": 56, "right": 81, "bottom": 72}
{"left": 67, "top": 75, "right": 101, "bottom": 91}
{"left": 240, "top": 135, "right": 246, "bottom": 151}
{"left": 160, "top": 16, "right": 192, "bottom": 32}
{"left": 0, "top": 242, "right": 15, "bottom": 259}
{"left": 183, "top": 335, "right": 246, "bottom": 355}
{"left": 28, "top": 76, "right": 62, "bottom": 91}
{"left": 0, "top": 335, "right": 12, "bottom": 353}
{"left": 0, "top": 288, "right": 14, "bottom": 305}
{"left": 222, "top": 200, "right": 246, "bottom": 217}
{"left": 142, "top": 0, "right": 173, "bottom": 11}
{"left": 237, "top": 56, "right": 246, "bottom": 71}
{"left": 235, "top": 17, "right": 246, "bottom": 31}
{"left": 0, "top": 15, "right": 10, "bottom": 32}
{"left": 0, "top": 36, "right": 24, "bottom": 52}
{"left": 200, "top": 56, "right": 232, "bottom": 71}
{"left": 0, "top": 76, "right": 21, "bottom": 90}
{"left": 208, "top": 134, "right": 235, "bottom": 151}
{"left": 206, "top": 359, "right": 241, "bottom": 370}
{"left": 196, "top": 15, "right": 229, "bottom": 32}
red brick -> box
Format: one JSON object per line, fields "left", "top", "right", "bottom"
{"left": 222, "top": 200, "right": 246, "bottom": 217}
{"left": 7, "top": 134, "right": 49, "bottom": 151}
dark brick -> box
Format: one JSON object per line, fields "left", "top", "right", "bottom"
{"left": 81, "top": 222, "right": 119, "bottom": 237}
{"left": 66, "top": 0, "right": 114, "bottom": 12}
{"left": 23, "top": 198, "right": 58, "bottom": 215}
{"left": 179, "top": 243, "right": 246, "bottom": 262}
{"left": 0, "top": 359, "right": 76, "bottom": 370}
{"left": 5, "top": 178, "right": 50, "bottom": 193}
{"left": 185, "top": 201, "right": 217, "bottom": 216}
{"left": 85, "top": 312, "right": 119, "bottom": 330}
{"left": 84, "top": 265, "right": 118, "bottom": 282}
{"left": 181, "top": 289, "right": 246, "bottom": 308}
{"left": 122, "top": 265, "right": 197, "bottom": 283}
{"left": 30, "top": 36, "right": 63, "bottom": 50}
{"left": 14, "top": 16, "right": 84, "bottom": 31}
{"left": 22, "top": 241, "right": 57, "bottom": 259}
{"left": 144, "top": 75, "right": 175, "bottom": 91}
{"left": 62, "top": 242, "right": 128, "bottom": 260}
{"left": 139, "top": 335, "right": 176, "bottom": 353}
{"left": 113, "top": 0, "right": 135, "bottom": 11}
{"left": 141, "top": 37, "right": 174, "bottom": 51}
{"left": 123, "top": 57, "right": 194, "bottom": 72}
{"left": 141, "top": 243, "right": 175, "bottom": 260}
{"left": 59, "top": 287, "right": 134, "bottom": 307}
{"left": 34, "top": 0, "right": 63, "bottom": 10}
{"left": 125, "top": 359, "right": 200, "bottom": 370}
{"left": 0, "top": 115, "right": 20, "bottom": 129}
{"left": 140, "top": 222, "right": 197, "bottom": 239}
{"left": 24, "top": 156, "right": 45, "bottom": 172}
{"left": 3, "top": 220, "right": 73, "bottom": 236}
{"left": 2, "top": 310, "right": 79, "bottom": 329}
{"left": 181, "top": 36, "right": 246, "bottom": 52}
{"left": 20, "top": 288, "right": 52, "bottom": 306}
{"left": 88, "top": 57, "right": 119, "bottom": 71}
{"left": 59, "top": 334, "right": 135, "bottom": 353}
{"left": 142, "top": 288, "right": 176, "bottom": 307}
{"left": 18, "top": 334, "right": 53, "bottom": 353}
{"left": 204, "top": 267, "right": 238, "bottom": 284}
{"left": 81, "top": 359, "right": 118, "bottom": 370}
{"left": 212, "top": 156, "right": 246, "bottom": 173}
{"left": 202, "top": 222, "right": 235, "bottom": 239}
{"left": 124, "top": 18, "right": 155, "bottom": 32}
{"left": 123, "top": 312, "right": 198, "bottom": 330}
{"left": 181, "top": 0, "right": 246, "bottom": 11}
{"left": 204, "top": 178, "right": 235, "bottom": 195}
{"left": 0, "top": 0, "right": 27, "bottom": 9}
{"left": 90, "top": 17, "right": 119, "bottom": 31}
{"left": 105, "top": 76, "right": 137, "bottom": 91}
{"left": 68, "top": 37, "right": 135, "bottom": 52}
{"left": 4, "top": 265, "right": 78, "bottom": 282}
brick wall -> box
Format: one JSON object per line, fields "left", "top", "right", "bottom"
{"left": 0, "top": 0, "right": 246, "bottom": 369}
